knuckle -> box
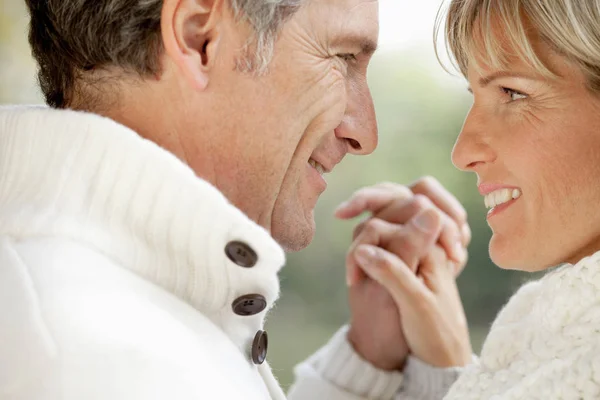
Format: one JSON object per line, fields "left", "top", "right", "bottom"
{"left": 413, "top": 175, "right": 439, "bottom": 191}
{"left": 352, "top": 185, "right": 378, "bottom": 199}
{"left": 351, "top": 187, "right": 369, "bottom": 200}
{"left": 451, "top": 207, "right": 468, "bottom": 226}
{"left": 430, "top": 244, "right": 447, "bottom": 259}
{"left": 376, "top": 181, "right": 397, "bottom": 188}
{"left": 421, "top": 175, "right": 440, "bottom": 188}
{"left": 412, "top": 194, "right": 434, "bottom": 211}
{"left": 457, "top": 206, "right": 468, "bottom": 222}
{"left": 375, "top": 182, "right": 412, "bottom": 198}
{"left": 434, "top": 247, "right": 451, "bottom": 266}
{"left": 443, "top": 216, "right": 461, "bottom": 238}
{"left": 459, "top": 252, "right": 469, "bottom": 270}
{"left": 395, "top": 186, "right": 413, "bottom": 199}
{"left": 462, "top": 224, "right": 472, "bottom": 245}
{"left": 362, "top": 218, "right": 386, "bottom": 236}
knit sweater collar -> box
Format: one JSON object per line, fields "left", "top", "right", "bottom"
{"left": 487, "top": 251, "right": 600, "bottom": 342}
{"left": 446, "top": 250, "right": 600, "bottom": 399}
{"left": 0, "top": 105, "right": 286, "bottom": 325}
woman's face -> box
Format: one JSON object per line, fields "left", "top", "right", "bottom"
{"left": 452, "top": 39, "right": 600, "bottom": 271}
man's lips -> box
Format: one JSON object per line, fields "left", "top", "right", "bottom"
{"left": 308, "top": 158, "right": 327, "bottom": 175}
{"left": 309, "top": 152, "right": 346, "bottom": 175}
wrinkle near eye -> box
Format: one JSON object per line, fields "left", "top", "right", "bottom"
{"left": 520, "top": 107, "right": 545, "bottom": 127}
{"left": 330, "top": 56, "right": 350, "bottom": 77}
{"left": 505, "top": 95, "right": 556, "bottom": 127}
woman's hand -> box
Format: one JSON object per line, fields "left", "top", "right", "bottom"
{"left": 353, "top": 209, "right": 472, "bottom": 368}
{"left": 338, "top": 179, "right": 470, "bottom": 287}
{"left": 340, "top": 179, "right": 471, "bottom": 370}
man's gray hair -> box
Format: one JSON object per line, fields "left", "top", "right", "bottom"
{"left": 231, "top": 0, "right": 302, "bottom": 71}
{"left": 24, "top": 0, "right": 303, "bottom": 108}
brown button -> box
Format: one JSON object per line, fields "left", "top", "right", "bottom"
{"left": 225, "top": 241, "right": 258, "bottom": 268}
{"left": 232, "top": 294, "right": 267, "bottom": 316}
{"left": 252, "top": 330, "right": 268, "bottom": 365}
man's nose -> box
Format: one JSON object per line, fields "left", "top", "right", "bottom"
{"left": 335, "top": 78, "right": 378, "bottom": 155}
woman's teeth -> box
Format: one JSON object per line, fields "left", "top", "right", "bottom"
{"left": 309, "top": 159, "right": 326, "bottom": 175}
{"left": 484, "top": 188, "right": 522, "bottom": 209}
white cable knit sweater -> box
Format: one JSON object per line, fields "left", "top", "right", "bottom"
{"left": 0, "top": 106, "right": 405, "bottom": 400}
{"left": 443, "top": 252, "right": 600, "bottom": 399}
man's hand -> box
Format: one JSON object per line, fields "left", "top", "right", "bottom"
{"left": 336, "top": 179, "right": 470, "bottom": 371}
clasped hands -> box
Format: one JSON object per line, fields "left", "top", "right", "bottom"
{"left": 336, "top": 178, "right": 473, "bottom": 371}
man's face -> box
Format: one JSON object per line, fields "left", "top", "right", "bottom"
{"left": 186, "top": 0, "right": 380, "bottom": 251}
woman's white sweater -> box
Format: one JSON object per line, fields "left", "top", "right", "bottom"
{"left": 444, "top": 252, "right": 600, "bottom": 399}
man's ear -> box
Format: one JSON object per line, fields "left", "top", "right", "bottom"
{"left": 161, "top": 0, "right": 223, "bottom": 90}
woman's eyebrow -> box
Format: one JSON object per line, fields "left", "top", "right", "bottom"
{"left": 479, "top": 71, "right": 542, "bottom": 87}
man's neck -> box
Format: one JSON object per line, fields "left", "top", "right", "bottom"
{"left": 92, "top": 87, "right": 270, "bottom": 231}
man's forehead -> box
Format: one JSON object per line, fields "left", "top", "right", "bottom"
{"left": 314, "top": 0, "right": 379, "bottom": 51}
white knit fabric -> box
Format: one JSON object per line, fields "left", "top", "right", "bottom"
{"left": 444, "top": 252, "right": 600, "bottom": 399}
{"left": 0, "top": 105, "right": 400, "bottom": 400}
{"left": 289, "top": 326, "right": 405, "bottom": 399}
{"left": 0, "top": 105, "right": 288, "bottom": 400}
{"left": 395, "top": 356, "right": 465, "bottom": 399}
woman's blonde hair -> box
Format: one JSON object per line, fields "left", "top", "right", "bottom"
{"left": 436, "top": 0, "right": 600, "bottom": 92}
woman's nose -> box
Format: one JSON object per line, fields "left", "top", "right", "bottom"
{"left": 451, "top": 107, "right": 497, "bottom": 172}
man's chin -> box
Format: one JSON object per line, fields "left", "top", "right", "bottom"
{"left": 271, "top": 214, "right": 316, "bottom": 253}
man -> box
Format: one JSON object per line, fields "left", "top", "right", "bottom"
{"left": 0, "top": 0, "right": 469, "bottom": 399}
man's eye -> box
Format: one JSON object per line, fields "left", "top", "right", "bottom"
{"left": 501, "top": 87, "right": 528, "bottom": 102}
{"left": 337, "top": 53, "right": 357, "bottom": 62}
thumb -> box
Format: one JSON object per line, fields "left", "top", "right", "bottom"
{"left": 409, "top": 208, "right": 443, "bottom": 238}
{"left": 395, "top": 209, "right": 444, "bottom": 272}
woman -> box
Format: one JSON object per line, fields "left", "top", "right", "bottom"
{"left": 352, "top": 0, "right": 600, "bottom": 398}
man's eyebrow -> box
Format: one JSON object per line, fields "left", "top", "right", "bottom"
{"left": 478, "top": 71, "right": 542, "bottom": 87}
{"left": 359, "top": 38, "right": 378, "bottom": 56}
{"left": 336, "top": 34, "right": 379, "bottom": 56}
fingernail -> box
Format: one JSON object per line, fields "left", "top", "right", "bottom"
{"left": 355, "top": 245, "right": 376, "bottom": 267}
{"left": 414, "top": 211, "right": 437, "bottom": 232}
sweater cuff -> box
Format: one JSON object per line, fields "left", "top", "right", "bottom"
{"left": 314, "top": 325, "right": 404, "bottom": 399}
{"left": 397, "top": 356, "right": 468, "bottom": 399}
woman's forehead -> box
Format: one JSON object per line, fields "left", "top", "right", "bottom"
{"left": 461, "top": 12, "right": 557, "bottom": 80}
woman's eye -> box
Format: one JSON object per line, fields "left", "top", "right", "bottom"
{"left": 502, "top": 87, "right": 528, "bottom": 102}
{"left": 337, "top": 53, "right": 357, "bottom": 63}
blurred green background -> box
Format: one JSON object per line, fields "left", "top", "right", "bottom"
{"left": 0, "top": 0, "right": 541, "bottom": 389}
